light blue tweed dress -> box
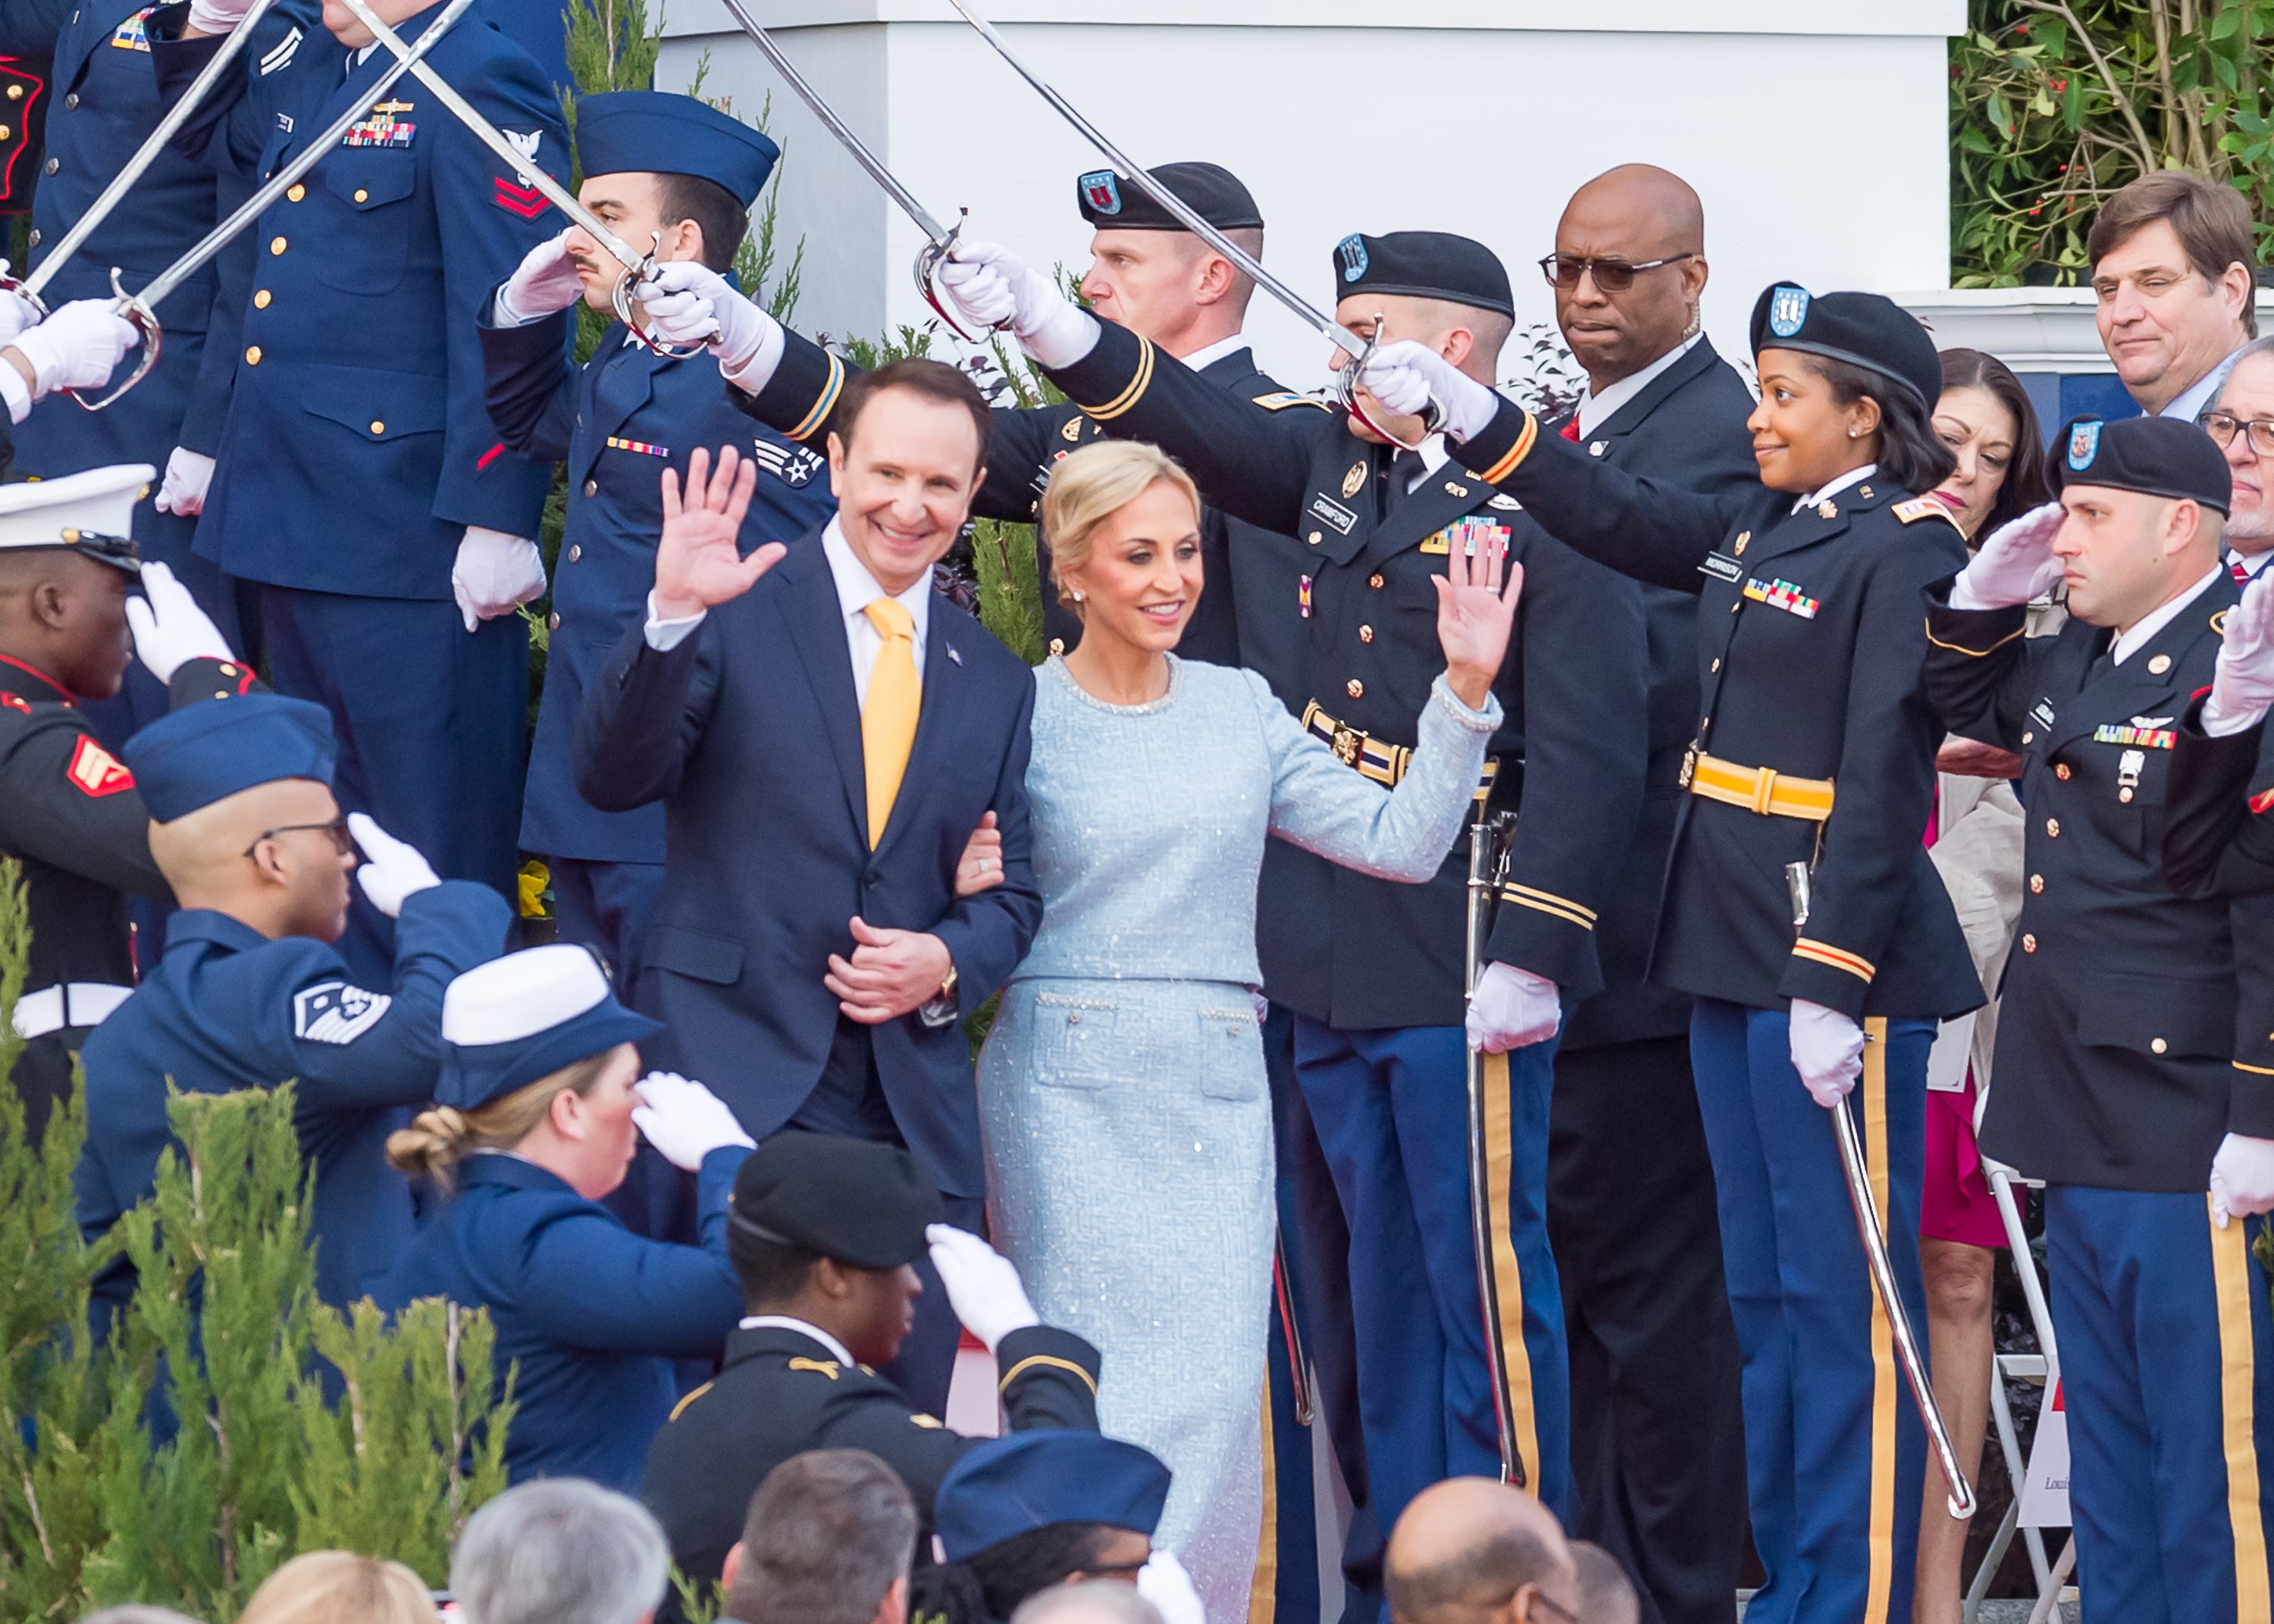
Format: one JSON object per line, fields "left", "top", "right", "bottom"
{"left": 977, "top": 653, "right": 1497, "bottom": 1619}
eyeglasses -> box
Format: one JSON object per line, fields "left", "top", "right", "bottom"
{"left": 242, "top": 816, "right": 352, "bottom": 860}
{"left": 1538, "top": 252, "right": 1694, "bottom": 293}
{"left": 2198, "top": 410, "right": 2274, "bottom": 457}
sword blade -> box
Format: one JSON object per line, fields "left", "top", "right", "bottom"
{"left": 337, "top": 0, "right": 645, "bottom": 274}
{"left": 709, "top": 0, "right": 952, "bottom": 246}
{"left": 23, "top": 0, "right": 283, "bottom": 300}
{"left": 948, "top": 0, "right": 1371, "bottom": 358}
{"left": 133, "top": 0, "right": 475, "bottom": 311}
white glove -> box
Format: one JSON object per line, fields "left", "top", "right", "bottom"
{"left": 944, "top": 241, "right": 1097, "bottom": 370}
{"left": 1789, "top": 998, "right": 1865, "bottom": 1106}
{"left": 633, "top": 260, "right": 775, "bottom": 378}
{"left": 155, "top": 446, "right": 215, "bottom": 516}
{"left": 924, "top": 1222, "right": 1039, "bottom": 1352}
{"left": 0, "top": 263, "right": 36, "bottom": 346}
{"left": 11, "top": 299, "right": 140, "bottom": 399}
{"left": 2212, "top": 1132, "right": 2274, "bottom": 1228}
{"left": 186, "top": 0, "right": 256, "bottom": 33}
{"left": 2204, "top": 569, "right": 2274, "bottom": 736}
{"left": 346, "top": 812, "right": 440, "bottom": 918}
{"left": 450, "top": 527, "right": 547, "bottom": 634}
{"left": 126, "top": 560, "right": 233, "bottom": 682}
{"left": 1354, "top": 339, "right": 1499, "bottom": 442}
{"left": 1135, "top": 1552, "right": 1204, "bottom": 1624}
{"left": 1466, "top": 962, "right": 1561, "bottom": 1053}
{"left": 632, "top": 1072, "right": 756, "bottom": 1170}
{"left": 1953, "top": 499, "right": 2067, "bottom": 610}
{"left": 494, "top": 228, "right": 586, "bottom": 326}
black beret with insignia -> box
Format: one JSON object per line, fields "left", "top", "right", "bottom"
{"left": 1331, "top": 230, "right": 1513, "bottom": 318}
{"left": 1074, "top": 160, "right": 1263, "bottom": 233}
{"left": 728, "top": 1131, "right": 944, "bottom": 1269}
{"left": 1749, "top": 280, "right": 1942, "bottom": 410}
{"left": 2050, "top": 413, "right": 2232, "bottom": 514}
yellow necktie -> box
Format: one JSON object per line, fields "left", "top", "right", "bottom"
{"left": 861, "top": 599, "right": 922, "bottom": 849}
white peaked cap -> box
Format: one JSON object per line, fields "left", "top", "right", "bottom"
{"left": 442, "top": 943, "right": 613, "bottom": 1047}
{"left": 0, "top": 463, "right": 156, "bottom": 552}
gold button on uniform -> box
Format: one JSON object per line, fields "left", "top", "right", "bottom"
{"left": 2046, "top": 818, "right": 2060, "bottom": 837}
{"left": 2022, "top": 934, "right": 2037, "bottom": 953}
{"left": 2151, "top": 1038, "right": 2169, "bottom": 1055}
{"left": 353, "top": 188, "right": 368, "bottom": 203}
{"left": 1710, "top": 658, "right": 1721, "bottom": 673}
{"left": 2022, "top": 731, "right": 2033, "bottom": 744}
{"left": 287, "top": 183, "right": 305, "bottom": 202}
{"left": 244, "top": 345, "right": 261, "bottom": 365}
{"left": 1308, "top": 531, "right": 1322, "bottom": 546}
{"left": 2055, "top": 764, "right": 2072, "bottom": 781}
{"left": 2119, "top": 787, "right": 2134, "bottom": 804}
{"left": 1346, "top": 679, "right": 1364, "bottom": 699}
{"left": 2029, "top": 875, "right": 2044, "bottom": 894}
{"left": 1358, "top": 625, "right": 1374, "bottom": 643}
{"left": 253, "top": 289, "right": 271, "bottom": 308}
{"left": 8, "top": 83, "right": 23, "bottom": 99}
{"left": 2148, "top": 654, "right": 2172, "bottom": 674}
{"left": 1368, "top": 574, "right": 1385, "bottom": 590}
{"left": 270, "top": 236, "right": 287, "bottom": 255}
{"left": 369, "top": 421, "right": 385, "bottom": 435}
{"left": 62, "top": 93, "right": 74, "bottom": 109}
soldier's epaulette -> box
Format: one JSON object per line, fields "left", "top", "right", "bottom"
{"left": 666, "top": 1379, "right": 713, "bottom": 1422}
{"left": 1251, "top": 390, "right": 1329, "bottom": 412}
{"left": 1892, "top": 496, "right": 1962, "bottom": 528}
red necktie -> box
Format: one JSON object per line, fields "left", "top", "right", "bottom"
{"left": 1561, "top": 419, "right": 1581, "bottom": 443}
{"left": 2236, "top": 559, "right": 2252, "bottom": 583}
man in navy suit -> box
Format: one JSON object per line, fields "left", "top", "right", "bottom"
{"left": 577, "top": 358, "right": 1042, "bottom": 1410}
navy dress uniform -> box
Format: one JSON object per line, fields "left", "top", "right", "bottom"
{"left": 75, "top": 692, "right": 512, "bottom": 1313}
{"left": 1433, "top": 284, "right": 1984, "bottom": 1624}
{"left": 378, "top": 945, "right": 750, "bottom": 1491}
{"left": 1038, "top": 231, "right": 1654, "bottom": 1529}
{"left": 478, "top": 91, "right": 835, "bottom": 979}
{"left": 149, "top": 0, "right": 567, "bottom": 972}
{"left": 1924, "top": 417, "right": 2274, "bottom": 1622}
{"left": 726, "top": 161, "right": 1313, "bottom": 690}
{"left": 640, "top": 1131, "right": 1104, "bottom": 1587}
{"left": 0, "top": 467, "right": 259, "bottom": 1137}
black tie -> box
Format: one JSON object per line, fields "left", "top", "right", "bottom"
{"left": 1382, "top": 449, "right": 1427, "bottom": 520}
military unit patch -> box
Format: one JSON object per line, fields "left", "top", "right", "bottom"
{"left": 1419, "top": 517, "right": 1511, "bottom": 559}
{"left": 1766, "top": 285, "right": 1809, "bottom": 338}
{"left": 293, "top": 981, "right": 392, "bottom": 1044}
{"left": 1743, "top": 576, "right": 1820, "bottom": 619}
{"left": 2093, "top": 722, "right": 2175, "bottom": 749}
{"left": 1079, "top": 170, "right": 1121, "bottom": 215}
{"left": 2067, "top": 418, "right": 2103, "bottom": 471}
{"left": 606, "top": 435, "right": 667, "bottom": 458}
{"left": 1337, "top": 233, "right": 1369, "bottom": 283}
{"left": 66, "top": 735, "right": 132, "bottom": 796}
{"left": 1893, "top": 495, "right": 1959, "bottom": 526}
{"left": 108, "top": 7, "right": 154, "bottom": 50}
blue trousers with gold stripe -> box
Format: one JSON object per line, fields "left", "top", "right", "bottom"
{"left": 1690, "top": 1000, "right": 1931, "bottom": 1624}
{"left": 1292, "top": 1017, "right": 1570, "bottom": 1547}
{"left": 2046, "top": 1186, "right": 2274, "bottom": 1624}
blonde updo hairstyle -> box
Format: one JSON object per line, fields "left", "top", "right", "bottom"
{"left": 235, "top": 1551, "right": 434, "bottom": 1624}
{"left": 386, "top": 1045, "right": 623, "bottom": 1192}
{"left": 1037, "top": 440, "right": 1202, "bottom": 614}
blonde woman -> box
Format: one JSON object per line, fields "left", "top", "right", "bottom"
{"left": 974, "top": 440, "right": 1520, "bottom": 1618}
{"left": 235, "top": 1552, "right": 434, "bottom": 1624}
{"left": 378, "top": 943, "right": 758, "bottom": 1492}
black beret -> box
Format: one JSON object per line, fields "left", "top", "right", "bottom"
{"left": 728, "top": 1131, "right": 944, "bottom": 1269}
{"left": 1331, "top": 230, "right": 1513, "bottom": 318}
{"left": 1748, "top": 281, "right": 1942, "bottom": 411}
{"left": 2050, "top": 413, "right": 2233, "bottom": 514}
{"left": 1075, "top": 161, "right": 1263, "bottom": 233}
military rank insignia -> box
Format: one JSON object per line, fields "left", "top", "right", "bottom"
{"left": 2093, "top": 718, "right": 2175, "bottom": 749}
{"left": 1419, "top": 517, "right": 1511, "bottom": 558}
{"left": 749, "top": 439, "right": 823, "bottom": 488}
{"left": 606, "top": 435, "right": 667, "bottom": 458}
{"left": 343, "top": 102, "right": 415, "bottom": 147}
{"left": 493, "top": 175, "right": 547, "bottom": 217}
{"left": 108, "top": 7, "right": 155, "bottom": 50}
{"left": 1743, "top": 576, "right": 1820, "bottom": 618}
{"left": 292, "top": 981, "right": 393, "bottom": 1044}
{"left": 65, "top": 735, "right": 133, "bottom": 796}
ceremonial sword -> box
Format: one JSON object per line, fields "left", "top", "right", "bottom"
{"left": 1787, "top": 861, "right": 1978, "bottom": 1519}
{"left": 1465, "top": 809, "right": 1527, "bottom": 1488}
{"left": 0, "top": 0, "right": 283, "bottom": 318}
{"left": 75, "top": 0, "right": 476, "bottom": 410}
{"left": 706, "top": 0, "right": 988, "bottom": 341}
{"left": 944, "top": 0, "right": 1445, "bottom": 451}
{"left": 335, "top": 0, "right": 698, "bottom": 358}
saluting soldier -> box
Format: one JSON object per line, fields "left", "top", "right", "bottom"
{"left": 148, "top": 0, "right": 568, "bottom": 972}
{"left": 638, "top": 1132, "right": 1104, "bottom": 1591}
{"left": 941, "top": 227, "right": 1655, "bottom": 1530}
{"left": 479, "top": 90, "right": 834, "bottom": 979}
{"left": 1920, "top": 415, "right": 2274, "bottom": 1622}
{"left": 0, "top": 467, "right": 252, "bottom": 1137}
{"left": 75, "top": 692, "right": 510, "bottom": 1315}
{"left": 1359, "top": 286, "right": 1982, "bottom": 1624}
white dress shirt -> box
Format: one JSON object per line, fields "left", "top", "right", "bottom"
{"left": 2110, "top": 562, "right": 2225, "bottom": 665}
{"left": 1791, "top": 462, "right": 1878, "bottom": 515}
{"left": 2230, "top": 548, "right": 2272, "bottom": 580}
{"left": 737, "top": 1313, "right": 857, "bottom": 1365}
{"left": 1577, "top": 333, "right": 1702, "bottom": 439}
{"left": 1176, "top": 333, "right": 1251, "bottom": 374}
{"left": 2161, "top": 346, "right": 2246, "bottom": 424}
{"left": 644, "top": 517, "right": 932, "bottom": 707}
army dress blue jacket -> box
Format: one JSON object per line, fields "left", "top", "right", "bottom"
{"left": 479, "top": 301, "right": 836, "bottom": 865}
{"left": 75, "top": 878, "right": 511, "bottom": 1312}
{"left": 2165, "top": 702, "right": 2274, "bottom": 1097}
{"left": 1042, "top": 322, "right": 1651, "bottom": 1031}
{"left": 1925, "top": 571, "right": 2260, "bottom": 1189}
{"left": 380, "top": 1141, "right": 750, "bottom": 1491}
{"left": 149, "top": 0, "right": 562, "bottom": 597}
{"left": 1442, "top": 393, "right": 1982, "bottom": 1025}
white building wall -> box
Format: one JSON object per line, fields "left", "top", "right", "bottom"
{"left": 659, "top": 1, "right": 1965, "bottom": 389}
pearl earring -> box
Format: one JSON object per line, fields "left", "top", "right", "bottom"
{"left": 1846, "top": 429, "right": 1859, "bottom": 439}
{"left": 1073, "top": 590, "right": 1085, "bottom": 602}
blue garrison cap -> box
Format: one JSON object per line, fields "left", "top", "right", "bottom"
{"left": 122, "top": 692, "right": 336, "bottom": 822}
{"left": 935, "top": 1432, "right": 1172, "bottom": 1562}
{"left": 575, "top": 92, "right": 781, "bottom": 208}
{"left": 436, "top": 944, "right": 661, "bottom": 1110}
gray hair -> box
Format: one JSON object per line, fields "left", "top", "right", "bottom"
{"left": 1568, "top": 1542, "right": 1640, "bottom": 1624}
{"left": 724, "top": 1450, "right": 917, "bottom": 1624}
{"left": 2219, "top": 333, "right": 2274, "bottom": 397}
{"left": 451, "top": 1478, "right": 672, "bottom": 1624}
{"left": 1011, "top": 1580, "right": 1165, "bottom": 1624}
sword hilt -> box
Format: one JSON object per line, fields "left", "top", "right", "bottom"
{"left": 612, "top": 234, "right": 708, "bottom": 361}
{"left": 1336, "top": 326, "right": 1449, "bottom": 452}
{"left": 913, "top": 210, "right": 1009, "bottom": 345}
{"left": 66, "top": 269, "right": 160, "bottom": 415}
{"left": 0, "top": 272, "right": 50, "bottom": 327}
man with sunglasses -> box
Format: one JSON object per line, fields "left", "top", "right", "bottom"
{"left": 1533, "top": 165, "right": 1756, "bottom": 1624}
{"left": 74, "top": 685, "right": 510, "bottom": 1317}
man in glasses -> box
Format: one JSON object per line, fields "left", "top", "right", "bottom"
{"left": 2197, "top": 336, "right": 2274, "bottom": 585}
{"left": 74, "top": 686, "right": 510, "bottom": 1319}
{"left": 1534, "top": 165, "right": 1756, "bottom": 1624}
